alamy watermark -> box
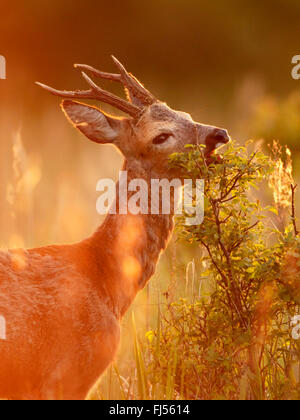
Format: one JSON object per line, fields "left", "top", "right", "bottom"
{"left": 292, "top": 55, "right": 300, "bottom": 80}
{"left": 0, "top": 55, "right": 6, "bottom": 80}
{"left": 0, "top": 315, "right": 6, "bottom": 340}
{"left": 291, "top": 315, "right": 300, "bottom": 340}
{"left": 96, "top": 171, "right": 204, "bottom": 226}
{"left": 0, "top": 56, "right": 7, "bottom": 339}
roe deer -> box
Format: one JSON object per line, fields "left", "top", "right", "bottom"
{"left": 0, "top": 57, "right": 230, "bottom": 400}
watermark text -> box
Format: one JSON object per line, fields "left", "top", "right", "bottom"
{"left": 292, "top": 55, "right": 300, "bottom": 80}
{"left": 291, "top": 315, "right": 300, "bottom": 340}
{"left": 0, "top": 315, "right": 6, "bottom": 340}
{"left": 96, "top": 172, "right": 204, "bottom": 226}
{"left": 0, "top": 55, "right": 6, "bottom": 80}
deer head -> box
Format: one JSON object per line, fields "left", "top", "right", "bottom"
{"left": 37, "top": 56, "right": 230, "bottom": 179}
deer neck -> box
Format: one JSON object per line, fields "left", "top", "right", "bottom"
{"left": 89, "top": 159, "right": 178, "bottom": 318}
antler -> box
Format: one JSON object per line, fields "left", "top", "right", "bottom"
{"left": 36, "top": 56, "right": 156, "bottom": 119}
{"left": 75, "top": 56, "right": 156, "bottom": 107}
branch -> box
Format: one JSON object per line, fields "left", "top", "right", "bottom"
{"left": 291, "top": 184, "right": 299, "bottom": 236}
{"left": 219, "top": 152, "right": 258, "bottom": 202}
{"left": 199, "top": 240, "right": 228, "bottom": 286}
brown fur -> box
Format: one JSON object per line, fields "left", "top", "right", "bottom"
{"left": 0, "top": 68, "right": 230, "bottom": 399}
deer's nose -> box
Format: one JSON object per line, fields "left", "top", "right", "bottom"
{"left": 210, "top": 128, "right": 230, "bottom": 145}
{"left": 205, "top": 128, "right": 230, "bottom": 155}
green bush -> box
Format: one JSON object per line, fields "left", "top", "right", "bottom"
{"left": 143, "top": 141, "right": 300, "bottom": 400}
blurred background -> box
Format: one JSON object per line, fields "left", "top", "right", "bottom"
{"left": 0, "top": 0, "right": 300, "bottom": 398}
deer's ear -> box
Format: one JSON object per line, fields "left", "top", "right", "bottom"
{"left": 61, "top": 100, "right": 124, "bottom": 144}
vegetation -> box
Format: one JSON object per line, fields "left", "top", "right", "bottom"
{"left": 93, "top": 140, "right": 300, "bottom": 401}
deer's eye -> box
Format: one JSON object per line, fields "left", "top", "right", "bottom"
{"left": 152, "top": 133, "right": 172, "bottom": 145}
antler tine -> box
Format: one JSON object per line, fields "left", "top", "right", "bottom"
{"left": 111, "top": 56, "right": 156, "bottom": 106}
{"left": 74, "top": 64, "right": 122, "bottom": 83}
{"left": 35, "top": 82, "right": 94, "bottom": 100}
{"left": 36, "top": 73, "right": 141, "bottom": 119}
